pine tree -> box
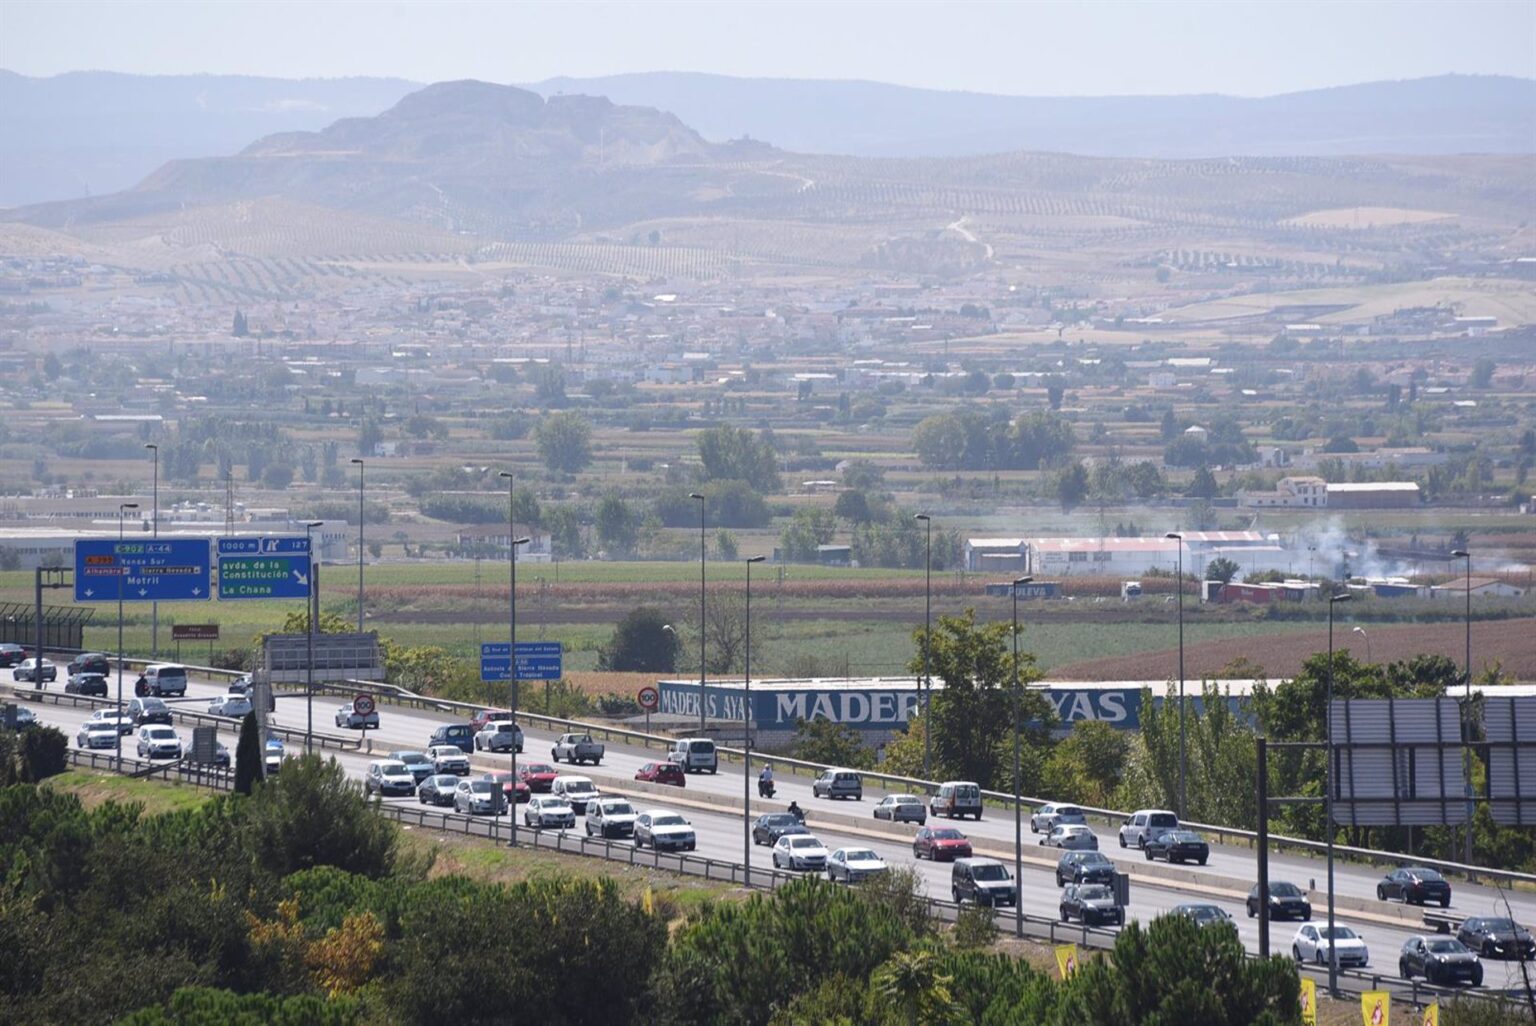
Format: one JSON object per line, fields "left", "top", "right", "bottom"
{"left": 234, "top": 711, "right": 261, "bottom": 794}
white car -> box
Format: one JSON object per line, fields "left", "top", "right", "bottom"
{"left": 586, "top": 797, "right": 639, "bottom": 838}
{"left": 826, "top": 847, "right": 888, "bottom": 884}
{"left": 14, "top": 658, "right": 56, "bottom": 683}
{"left": 428, "top": 744, "right": 471, "bottom": 775}
{"left": 207, "top": 694, "right": 253, "bottom": 718}
{"left": 1119, "top": 809, "right": 1179, "bottom": 849}
{"left": 76, "top": 721, "right": 120, "bottom": 749}
{"left": 474, "top": 720, "right": 524, "bottom": 753}
{"left": 1031, "top": 802, "right": 1088, "bottom": 834}
{"left": 634, "top": 811, "right": 696, "bottom": 851}
{"left": 334, "top": 705, "right": 380, "bottom": 730}
{"left": 551, "top": 775, "right": 600, "bottom": 814}
{"left": 1292, "top": 924, "right": 1370, "bottom": 968}
{"left": 136, "top": 725, "right": 183, "bottom": 760}
{"left": 88, "top": 709, "right": 136, "bottom": 735}
{"left": 364, "top": 760, "right": 418, "bottom": 798}
{"left": 1042, "top": 824, "right": 1099, "bottom": 850}
{"left": 524, "top": 795, "right": 576, "bottom": 829}
{"left": 773, "top": 834, "right": 830, "bottom": 871}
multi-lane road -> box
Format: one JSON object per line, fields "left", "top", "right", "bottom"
{"left": 8, "top": 663, "right": 1534, "bottom": 998}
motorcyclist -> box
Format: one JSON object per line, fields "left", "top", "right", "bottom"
{"left": 758, "top": 763, "right": 775, "bottom": 798}
{"left": 134, "top": 673, "right": 148, "bottom": 697}
{"left": 787, "top": 800, "right": 804, "bottom": 824}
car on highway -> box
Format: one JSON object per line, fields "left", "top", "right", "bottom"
{"left": 1056, "top": 851, "right": 1117, "bottom": 887}
{"left": 15, "top": 658, "right": 56, "bottom": 683}
{"left": 67, "top": 652, "right": 111, "bottom": 677}
{"left": 523, "top": 795, "right": 576, "bottom": 829}
{"left": 635, "top": 761, "right": 686, "bottom": 787}
{"left": 227, "top": 675, "right": 253, "bottom": 695}
{"left": 428, "top": 723, "right": 475, "bottom": 754}
{"left": 1292, "top": 924, "right": 1369, "bottom": 968}
{"left": 455, "top": 778, "right": 507, "bottom": 817}
{"left": 1059, "top": 883, "right": 1122, "bottom": 926}
{"left": 388, "top": 750, "right": 436, "bottom": 783}
{"left": 1144, "top": 829, "right": 1210, "bottom": 865}
{"left": 474, "top": 720, "right": 523, "bottom": 754}
{"left": 264, "top": 738, "right": 285, "bottom": 776}
{"left": 10, "top": 706, "right": 36, "bottom": 730}
{"left": 634, "top": 811, "right": 696, "bottom": 851}
{"left": 873, "top": 794, "right": 927, "bottom": 824}
{"left": 773, "top": 834, "right": 830, "bottom": 872}
{"left": 811, "top": 768, "right": 864, "bottom": 801}
{"left": 1399, "top": 935, "right": 1483, "bottom": 986}
{"left": 667, "top": 737, "right": 718, "bottom": 774}
{"left": 912, "top": 826, "right": 973, "bottom": 862}
{"left": 136, "top": 725, "right": 184, "bottom": 760}
{"left": 1246, "top": 882, "right": 1312, "bottom": 921}
{"left": 334, "top": 704, "right": 380, "bottom": 730}
{"left": 428, "top": 745, "right": 471, "bottom": 776}
{"left": 127, "top": 696, "right": 174, "bottom": 726}
{"left": 1031, "top": 802, "right": 1087, "bottom": 834}
{"left": 76, "top": 720, "right": 120, "bottom": 749}
{"left": 1041, "top": 824, "right": 1099, "bottom": 850}
{"left": 88, "top": 709, "right": 136, "bottom": 735}
{"left": 551, "top": 775, "right": 600, "bottom": 814}
{"left": 1458, "top": 917, "right": 1536, "bottom": 960}
{"left": 1171, "top": 903, "right": 1234, "bottom": 929}
{"left": 207, "top": 694, "right": 253, "bottom": 718}
{"left": 469, "top": 707, "right": 512, "bottom": 732}
{"left": 930, "top": 780, "right": 983, "bottom": 820}
{"left": 1378, "top": 866, "right": 1452, "bottom": 908}
{"left": 1119, "top": 809, "right": 1179, "bottom": 849}
{"left": 66, "top": 672, "right": 109, "bottom": 697}
{"left": 551, "top": 733, "right": 605, "bottom": 766}
{"left": 192, "top": 740, "right": 231, "bottom": 769}
{"left": 952, "top": 858, "right": 1017, "bottom": 907}
{"left": 0, "top": 643, "right": 27, "bottom": 668}
{"left": 365, "top": 760, "right": 418, "bottom": 798}
{"left": 586, "top": 797, "right": 639, "bottom": 839}
{"left": 518, "top": 762, "right": 560, "bottom": 792}
{"left": 417, "top": 774, "right": 459, "bottom": 806}
{"left": 827, "top": 847, "right": 887, "bottom": 884}
{"left": 753, "top": 813, "right": 809, "bottom": 846}
{"left": 485, "top": 771, "right": 531, "bottom": 805}
{"left": 139, "top": 664, "right": 189, "bottom": 697}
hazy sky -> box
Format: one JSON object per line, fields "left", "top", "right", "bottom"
{"left": 3, "top": 0, "right": 1533, "bottom": 96}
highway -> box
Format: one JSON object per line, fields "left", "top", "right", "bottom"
{"left": 8, "top": 664, "right": 1535, "bottom": 998}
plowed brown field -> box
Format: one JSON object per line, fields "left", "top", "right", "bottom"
{"left": 1049, "top": 617, "right": 1536, "bottom": 683}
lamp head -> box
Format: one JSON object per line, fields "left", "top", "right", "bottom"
{"left": 746, "top": 555, "right": 766, "bottom": 564}
{"left": 351, "top": 458, "right": 364, "bottom": 466}
{"left": 144, "top": 443, "right": 157, "bottom": 452}
{"left": 306, "top": 520, "right": 323, "bottom": 528}
{"left": 121, "top": 502, "right": 139, "bottom": 511}
{"left": 1451, "top": 550, "right": 1470, "bottom": 559}
{"left": 914, "top": 513, "right": 930, "bottom": 522}
{"left": 498, "top": 471, "right": 514, "bottom": 480}
{"left": 1165, "top": 532, "right": 1182, "bottom": 540}
{"left": 1330, "top": 593, "right": 1351, "bottom": 604}
{"left": 513, "top": 536, "right": 531, "bottom": 546}
{"left": 1013, "top": 576, "right": 1033, "bottom": 587}
{"left": 689, "top": 492, "right": 704, "bottom": 501}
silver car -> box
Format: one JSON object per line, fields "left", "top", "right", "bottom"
{"left": 334, "top": 705, "right": 380, "bottom": 730}
{"left": 523, "top": 795, "right": 576, "bottom": 829}
{"left": 429, "top": 744, "right": 471, "bottom": 775}
{"left": 77, "top": 721, "right": 119, "bottom": 749}
{"left": 136, "top": 725, "right": 183, "bottom": 760}
{"left": 1042, "top": 824, "right": 1099, "bottom": 850}
{"left": 773, "top": 834, "right": 830, "bottom": 871}
{"left": 826, "top": 847, "right": 887, "bottom": 884}
{"left": 634, "top": 811, "right": 696, "bottom": 851}
{"left": 873, "top": 794, "right": 927, "bottom": 824}
{"left": 1031, "top": 802, "right": 1087, "bottom": 834}
{"left": 207, "top": 694, "right": 253, "bottom": 718}
{"left": 454, "top": 778, "right": 506, "bottom": 816}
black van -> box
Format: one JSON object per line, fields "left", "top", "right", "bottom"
{"left": 430, "top": 723, "right": 476, "bottom": 754}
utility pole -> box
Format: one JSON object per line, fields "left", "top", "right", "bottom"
{"left": 915, "top": 513, "right": 932, "bottom": 778}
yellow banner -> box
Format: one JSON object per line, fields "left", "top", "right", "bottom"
{"left": 1362, "top": 991, "right": 1390, "bottom": 1026}
{"left": 1054, "top": 943, "right": 1079, "bottom": 979}
{"left": 1420, "top": 1002, "right": 1438, "bottom": 1026}
{"left": 1299, "top": 977, "right": 1316, "bottom": 1025}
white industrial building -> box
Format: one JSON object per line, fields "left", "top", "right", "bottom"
{"left": 961, "top": 531, "right": 1295, "bottom": 578}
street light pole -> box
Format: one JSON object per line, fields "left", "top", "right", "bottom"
{"left": 915, "top": 513, "right": 932, "bottom": 778}
{"left": 1326, "top": 590, "right": 1351, "bottom": 997}
{"left": 744, "top": 554, "right": 765, "bottom": 881}
{"left": 1166, "top": 531, "right": 1186, "bottom": 819}
{"left": 499, "top": 471, "right": 529, "bottom": 847}
{"left": 1452, "top": 548, "right": 1473, "bottom": 865}
{"left": 1352, "top": 626, "right": 1371, "bottom": 663}
{"left": 351, "top": 459, "right": 365, "bottom": 632}
{"left": 145, "top": 444, "right": 158, "bottom": 658}
{"left": 1011, "top": 574, "right": 1032, "bottom": 939}
{"left": 304, "top": 520, "right": 323, "bottom": 755}
{"left": 690, "top": 492, "right": 706, "bottom": 732}
{"left": 115, "top": 502, "right": 138, "bottom": 770}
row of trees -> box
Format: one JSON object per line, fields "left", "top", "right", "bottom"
{"left": 912, "top": 409, "right": 1075, "bottom": 471}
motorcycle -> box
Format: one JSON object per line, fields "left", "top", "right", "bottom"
{"left": 758, "top": 777, "right": 776, "bottom": 799}
{"left": 787, "top": 804, "right": 806, "bottom": 825}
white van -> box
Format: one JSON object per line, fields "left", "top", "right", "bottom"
{"left": 668, "top": 737, "right": 719, "bottom": 774}
{"left": 930, "top": 781, "right": 983, "bottom": 820}
{"left": 1119, "top": 809, "right": 1179, "bottom": 849}
{"left": 141, "top": 663, "right": 188, "bottom": 697}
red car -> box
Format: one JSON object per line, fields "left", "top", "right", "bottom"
{"left": 635, "top": 761, "right": 687, "bottom": 787}
{"left": 487, "top": 771, "right": 531, "bottom": 804}
{"left": 470, "top": 708, "right": 512, "bottom": 731}
{"left": 913, "top": 826, "right": 973, "bottom": 862}
{"left": 518, "top": 762, "right": 559, "bottom": 793}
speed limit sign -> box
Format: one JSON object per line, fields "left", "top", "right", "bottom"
{"left": 636, "top": 686, "right": 659, "bottom": 712}
{"left": 353, "top": 694, "right": 376, "bottom": 716}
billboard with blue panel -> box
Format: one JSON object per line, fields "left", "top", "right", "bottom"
{"left": 655, "top": 678, "right": 1252, "bottom": 733}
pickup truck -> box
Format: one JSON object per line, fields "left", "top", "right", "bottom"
{"left": 550, "top": 733, "right": 604, "bottom": 766}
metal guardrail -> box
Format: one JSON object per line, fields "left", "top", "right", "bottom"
{"left": 64, "top": 747, "right": 234, "bottom": 790}
{"left": 49, "top": 656, "right": 1535, "bottom": 891}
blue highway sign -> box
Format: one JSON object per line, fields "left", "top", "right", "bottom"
{"left": 74, "top": 539, "right": 212, "bottom": 602}
{"left": 217, "top": 536, "right": 313, "bottom": 600}
{"left": 480, "top": 641, "right": 562, "bottom": 681}
{"left": 218, "top": 536, "right": 310, "bottom": 556}
{"left": 480, "top": 642, "right": 512, "bottom": 682}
